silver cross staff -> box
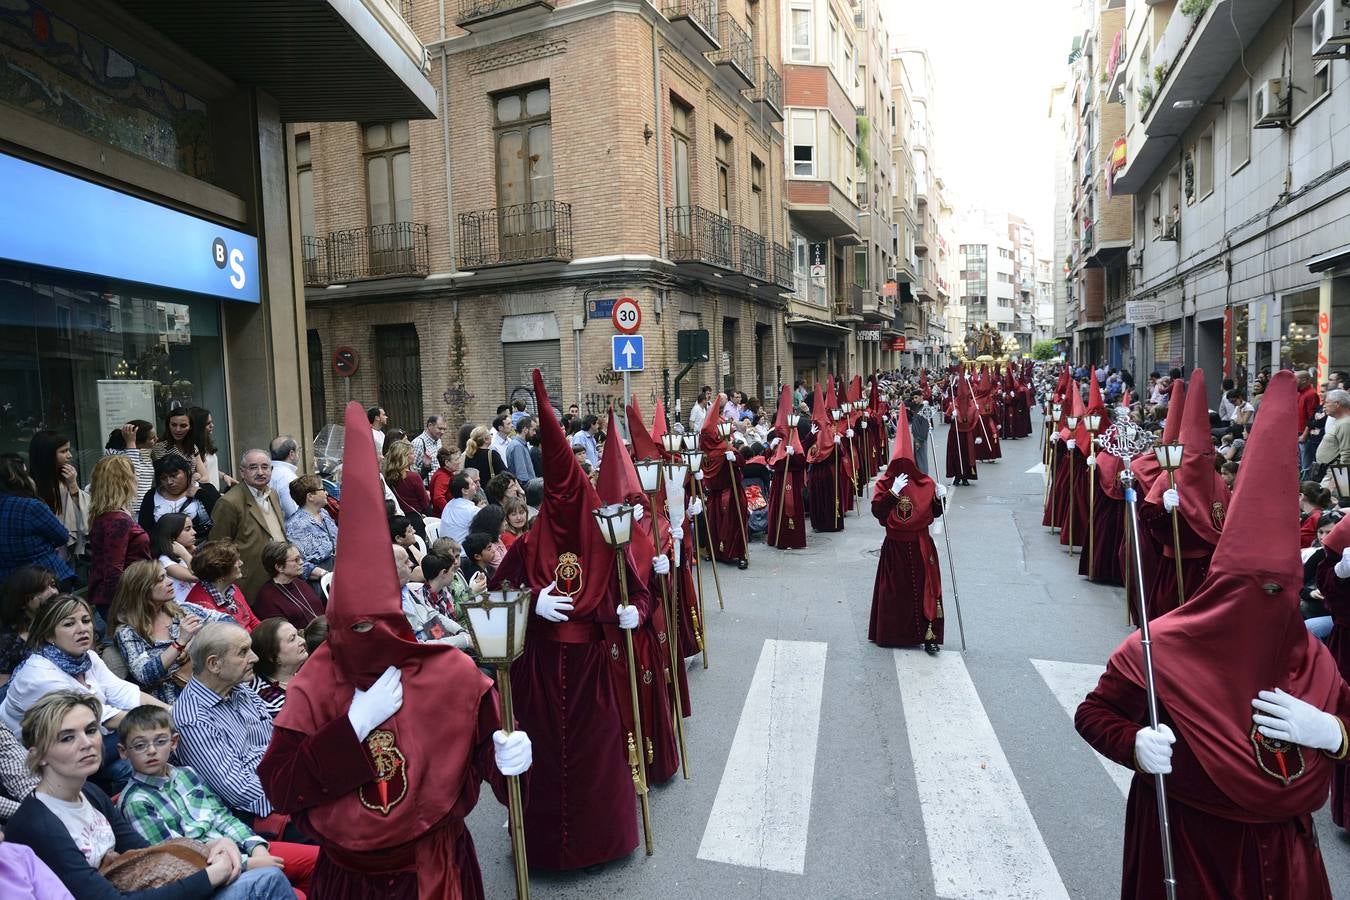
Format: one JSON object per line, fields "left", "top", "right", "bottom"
{"left": 920, "top": 402, "right": 967, "bottom": 652}
{"left": 1100, "top": 415, "right": 1177, "bottom": 900}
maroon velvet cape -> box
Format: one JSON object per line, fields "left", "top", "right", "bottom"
{"left": 767, "top": 385, "right": 807, "bottom": 550}
{"left": 806, "top": 384, "right": 844, "bottom": 532}
{"left": 1317, "top": 557, "right": 1350, "bottom": 828}
{"left": 698, "top": 398, "right": 749, "bottom": 562}
{"left": 945, "top": 376, "right": 979, "bottom": 481}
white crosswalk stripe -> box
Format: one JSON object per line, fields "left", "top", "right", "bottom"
{"left": 697, "top": 638, "right": 829, "bottom": 874}
{"left": 895, "top": 650, "right": 1071, "bottom": 900}
{"left": 1031, "top": 658, "right": 1133, "bottom": 798}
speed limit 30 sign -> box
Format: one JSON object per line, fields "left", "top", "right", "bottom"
{"left": 611, "top": 297, "right": 641, "bottom": 334}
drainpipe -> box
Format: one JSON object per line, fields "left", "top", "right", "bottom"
{"left": 652, "top": 23, "right": 666, "bottom": 260}
{"left": 439, "top": 0, "right": 458, "bottom": 273}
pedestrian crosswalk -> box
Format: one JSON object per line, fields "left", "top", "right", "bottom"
{"left": 1031, "top": 658, "right": 1132, "bottom": 798}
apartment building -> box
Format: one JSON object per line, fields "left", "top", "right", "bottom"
{"left": 299, "top": 0, "right": 791, "bottom": 429}
{"left": 1048, "top": 81, "right": 1073, "bottom": 350}
{"left": 1110, "top": 0, "right": 1350, "bottom": 400}
{"left": 1035, "top": 257, "right": 1056, "bottom": 345}
{"left": 1008, "top": 215, "right": 1040, "bottom": 352}
{"left": 0, "top": 0, "right": 431, "bottom": 465}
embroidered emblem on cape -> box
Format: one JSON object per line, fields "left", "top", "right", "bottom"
{"left": 555, "top": 552, "right": 583, "bottom": 597}
{"left": 896, "top": 496, "right": 914, "bottom": 521}
{"left": 1211, "top": 501, "right": 1226, "bottom": 530}
{"left": 1250, "top": 724, "right": 1306, "bottom": 786}
{"left": 359, "top": 730, "right": 408, "bottom": 814}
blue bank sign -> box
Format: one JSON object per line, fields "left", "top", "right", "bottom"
{"left": 0, "top": 152, "right": 260, "bottom": 303}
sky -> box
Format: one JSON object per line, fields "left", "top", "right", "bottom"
{"left": 887, "top": 0, "right": 1078, "bottom": 252}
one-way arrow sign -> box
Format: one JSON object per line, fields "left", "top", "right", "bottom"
{"left": 612, "top": 334, "right": 645, "bottom": 372}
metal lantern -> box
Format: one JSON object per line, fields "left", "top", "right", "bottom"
{"left": 634, "top": 458, "right": 663, "bottom": 494}
{"left": 1330, "top": 464, "right": 1350, "bottom": 499}
{"left": 1084, "top": 413, "right": 1102, "bottom": 432}
{"left": 830, "top": 408, "right": 843, "bottom": 421}
{"left": 660, "top": 459, "right": 689, "bottom": 488}
{"left": 1052, "top": 403, "right": 1063, "bottom": 422}
{"left": 459, "top": 583, "right": 533, "bottom": 665}
{"left": 1154, "top": 442, "right": 1184, "bottom": 471}
{"left": 681, "top": 433, "right": 697, "bottom": 452}
{"left": 683, "top": 449, "right": 705, "bottom": 473}
{"left": 1066, "top": 414, "right": 1080, "bottom": 430}
{"left": 787, "top": 412, "right": 802, "bottom": 428}
{"left": 661, "top": 433, "right": 683, "bottom": 454}
{"left": 592, "top": 503, "right": 635, "bottom": 548}
{"left": 859, "top": 417, "right": 868, "bottom": 430}
{"left": 717, "top": 421, "right": 734, "bottom": 439}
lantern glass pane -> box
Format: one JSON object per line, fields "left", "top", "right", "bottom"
{"left": 635, "top": 461, "right": 661, "bottom": 492}
{"left": 467, "top": 606, "right": 509, "bottom": 660}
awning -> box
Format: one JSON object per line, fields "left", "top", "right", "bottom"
{"left": 1308, "top": 245, "right": 1350, "bottom": 274}
{"left": 787, "top": 316, "right": 851, "bottom": 348}
{"left": 113, "top": 0, "right": 437, "bottom": 121}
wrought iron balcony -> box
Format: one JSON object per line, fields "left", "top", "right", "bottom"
{"left": 459, "top": 201, "right": 573, "bottom": 268}
{"left": 320, "top": 222, "right": 430, "bottom": 282}
{"left": 456, "top": 0, "right": 555, "bottom": 30}
{"left": 748, "top": 57, "right": 782, "bottom": 120}
{"left": 708, "top": 13, "right": 753, "bottom": 88}
{"left": 667, "top": 206, "right": 734, "bottom": 270}
{"left": 733, "top": 226, "right": 769, "bottom": 282}
{"left": 663, "top": 0, "right": 718, "bottom": 50}
{"left": 301, "top": 235, "right": 328, "bottom": 287}
{"left": 835, "top": 283, "right": 864, "bottom": 321}
{"left": 772, "top": 243, "right": 794, "bottom": 290}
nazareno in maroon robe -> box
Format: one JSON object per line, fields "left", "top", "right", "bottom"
{"left": 767, "top": 450, "right": 807, "bottom": 549}
{"left": 1317, "top": 556, "right": 1350, "bottom": 829}
{"left": 868, "top": 482, "right": 944, "bottom": 647}
{"left": 1078, "top": 451, "right": 1125, "bottom": 585}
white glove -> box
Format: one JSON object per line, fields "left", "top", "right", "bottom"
{"left": 1162, "top": 488, "right": 1180, "bottom": 513}
{"left": 493, "top": 730, "right": 532, "bottom": 776}
{"left": 616, "top": 604, "right": 640, "bottom": 630}
{"left": 770, "top": 437, "right": 782, "bottom": 449}
{"left": 786, "top": 445, "right": 796, "bottom": 456}
{"left": 652, "top": 555, "right": 670, "bottom": 576}
{"left": 935, "top": 483, "right": 947, "bottom": 499}
{"left": 1066, "top": 439, "right": 1077, "bottom": 451}
{"left": 834, "top": 435, "right": 841, "bottom": 445}
{"left": 974, "top": 437, "right": 983, "bottom": 445}
{"left": 725, "top": 451, "right": 736, "bottom": 461}
{"left": 1335, "top": 547, "right": 1350, "bottom": 580}
{"left": 1134, "top": 724, "right": 1175, "bottom": 774}
{"left": 1086, "top": 454, "right": 1097, "bottom": 468}
{"left": 890, "top": 473, "right": 910, "bottom": 496}
{"left": 1252, "top": 688, "right": 1345, "bottom": 752}
{"left": 810, "top": 423, "right": 819, "bottom": 435}
{"left": 1049, "top": 433, "right": 1060, "bottom": 444}
{"left": 348, "top": 666, "right": 403, "bottom": 742}
{"left": 694, "top": 470, "right": 704, "bottom": 481}
{"left": 670, "top": 525, "right": 684, "bottom": 542}
{"left": 687, "top": 498, "right": 703, "bottom": 517}
{"left": 632, "top": 504, "right": 644, "bottom": 522}
{"left": 846, "top": 429, "right": 855, "bottom": 438}
{"left": 535, "top": 581, "right": 573, "bottom": 623}
{"left": 447, "top": 631, "right": 475, "bottom": 650}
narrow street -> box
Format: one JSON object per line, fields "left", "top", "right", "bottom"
{"left": 465, "top": 423, "right": 1350, "bottom": 898}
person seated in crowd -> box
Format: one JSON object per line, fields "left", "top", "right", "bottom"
{"left": 389, "top": 516, "right": 424, "bottom": 572}
{"left": 245, "top": 619, "right": 308, "bottom": 718}
{"left": 393, "top": 545, "right": 468, "bottom": 647}
{"left": 501, "top": 496, "right": 530, "bottom": 547}
{"left": 484, "top": 471, "right": 522, "bottom": 508}
{"left": 6, "top": 691, "right": 289, "bottom": 898}
{"left": 114, "top": 705, "right": 315, "bottom": 895}
{"left": 0, "top": 567, "right": 58, "bottom": 688}
{"left": 0, "top": 455, "right": 74, "bottom": 591}
{"left": 111, "top": 560, "right": 230, "bottom": 706}
{"left": 0, "top": 713, "right": 39, "bottom": 821}
{"left": 417, "top": 552, "right": 479, "bottom": 635}
{"left": 150, "top": 514, "right": 198, "bottom": 605}
{"left": 438, "top": 468, "right": 483, "bottom": 544}
{"left": 171, "top": 622, "right": 277, "bottom": 833}
{"left": 283, "top": 475, "right": 336, "bottom": 582}
{"left": 429, "top": 446, "right": 460, "bottom": 515}
{"left": 1301, "top": 481, "right": 1335, "bottom": 549}
{"left": 459, "top": 532, "right": 502, "bottom": 586}
{"left": 1220, "top": 460, "right": 1240, "bottom": 491}
{"left": 383, "top": 441, "right": 430, "bottom": 541}
{"left": 1303, "top": 510, "right": 1344, "bottom": 642}
{"left": 136, "top": 455, "right": 211, "bottom": 541}
{"left": 1217, "top": 431, "right": 1245, "bottom": 463}
{"left": 28, "top": 431, "right": 90, "bottom": 567}
{"left": 468, "top": 504, "right": 506, "bottom": 547}
{"left": 300, "top": 616, "right": 327, "bottom": 656}
{"left": 1, "top": 595, "right": 166, "bottom": 794}
{"left": 525, "top": 476, "right": 544, "bottom": 513}
{"left": 249, "top": 542, "right": 323, "bottom": 633}
{"left": 185, "top": 542, "right": 259, "bottom": 632}
{"left": 104, "top": 420, "right": 157, "bottom": 500}
{"left": 87, "top": 456, "right": 153, "bottom": 612}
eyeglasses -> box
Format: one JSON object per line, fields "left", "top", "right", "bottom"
{"left": 126, "top": 736, "right": 172, "bottom": 753}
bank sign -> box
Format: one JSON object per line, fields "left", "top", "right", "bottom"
{"left": 0, "top": 152, "right": 260, "bottom": 303}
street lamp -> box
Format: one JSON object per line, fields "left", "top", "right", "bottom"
{"left": 458, "top": 582, "right": 533, "bottom": 899}
{"left": 1153, "top": 442, "right": 1187, "bottom": 609}
{"left": 590, "top": 502, "right": 653, "bottom": 854}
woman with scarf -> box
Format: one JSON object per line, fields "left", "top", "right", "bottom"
{"left": 185, "top": 540, "right": 260, "bottom": 632}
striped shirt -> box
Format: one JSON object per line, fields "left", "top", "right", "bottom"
{"left": 171, "top": 678, "right": 274, "bottom": 818}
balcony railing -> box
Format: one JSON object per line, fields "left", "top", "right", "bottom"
{"left": 772, "top": 243, "right": 794, "bottom": 290}
{"left": 459, "top": 201, "right": 573, "bottom": 268}
{"left": 734, "top": 225, "right": 769, "bottom": 282}
{"left": 835, "top": 283, "right": 864, "bottom": 319}
{"left": 317, "top": 222, "right": 430, "bottom": 282}
{"left": 1082, "top": 223, "right": 1095, "bottom": 253}
{"left": 749, "top": 57, "right": 782, "bottom": 119}
{"left": 662, "top": 0, "right": 719, "bottom": 49}
{"left": 667, "top": 206, "right": 733, "bottom": 269}
{"left": 708, "top": 13, "right": 753, "bottom": 87}
{"left": 456, "top": 0, "right": 555, "bottom": 29}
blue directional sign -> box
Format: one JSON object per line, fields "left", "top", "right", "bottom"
{"left": 612, "top": 335, "right": 645, "bottom": 372}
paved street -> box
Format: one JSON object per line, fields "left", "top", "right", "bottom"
{"left": 466, "top": 423, "right": 1350, "bottom": 898}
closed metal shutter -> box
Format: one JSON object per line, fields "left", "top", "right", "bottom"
{"left": 502, "top": 340, "right": 562, "bottom": 418}
{"left": 1152, "top": 321, "right": 1183, "bottom": 372}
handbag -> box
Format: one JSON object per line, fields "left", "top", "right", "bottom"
{"left": 99, "top": 837, "right": 208, "bottom": 890}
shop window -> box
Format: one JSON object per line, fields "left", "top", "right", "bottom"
{"left": 1280, "top": 288, "right": 1318, "bottom": 372}
{"left": 0, "top": 263, "right": 229, "bottom": 472}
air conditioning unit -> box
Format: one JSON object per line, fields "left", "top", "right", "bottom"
{"left": 1253, "top": 78, "right": 1289, "bottom": 129}
{"left": 1312, "top": 0, "right": 1350, "bottom": 58}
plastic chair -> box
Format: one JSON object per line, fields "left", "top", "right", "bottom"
{"left": 320, "top": 571, "right": 334, "bottom": 600}
{"left": 412, "top": 533, "right": 428, "bottom": 558}
{"left": 423, "top": 517, "right": 441, "bottom": 542}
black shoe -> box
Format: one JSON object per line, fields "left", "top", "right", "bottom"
{"left": 737, "top": 558, "right": 748, "bottom": 570}
{"left": 924, "top": 641, "right": 941, "bottom": 656}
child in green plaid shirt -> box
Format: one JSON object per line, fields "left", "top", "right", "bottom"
{"left": 114, "top": 706, "right": 317, "bottom": 895}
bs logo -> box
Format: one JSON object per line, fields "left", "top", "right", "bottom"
{"left": 211, "top": 237, "right": 248, "bottom": 291}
